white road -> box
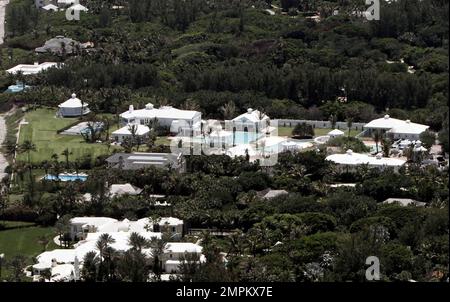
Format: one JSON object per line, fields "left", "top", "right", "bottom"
{"left": 0, "top": 0, "right": 9, "bottom": 44}
{"left": 0, "top": 114, "right": 8, "bottom": 181}
{"left": 0, "top": 0, "right": 10, "bottom": 181}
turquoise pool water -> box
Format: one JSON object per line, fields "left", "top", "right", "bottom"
{"left": 232, "top": 131, "right": 265, "bottom": 144}
{"left": 44, "top": 174, "right": 88, "bottom": 182}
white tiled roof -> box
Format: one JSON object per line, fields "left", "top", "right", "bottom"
{"left": 109, "top": 183, "right": 143, "bottom": 196}
{"left": 364, "top": 115, "right": 429, "bottom": 135}
{"left": 165, "top": 243, "right": 203, "bottom": 254}
{"left": 121, "top": 104, "right": 200, "bottom": 121}
{"left": 37, "top": 249, "right": 76, "bottom": 265}
{"left": 6, "top": 62, "right": 58, "bottom": 75}
{"left": 232, "top": 108, "right": 269, "bottom": 123}
{"left": 58, "top": 93, "right": 88, "bottom": 108}
{"left": 326, "top": 150, "right": 406, "bottom": 167}
{"left": 328, "top": 129, "right": 345, "bottom": 136}
{"left": 112, "top": 124, "right": 150, "bottom": 136}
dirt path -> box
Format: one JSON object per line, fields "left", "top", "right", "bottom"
{"left": 0, "top": 114, "right": 8, "bottom": 180}
{"left": 0, "top": 0, "right": 9, "bottom": 45}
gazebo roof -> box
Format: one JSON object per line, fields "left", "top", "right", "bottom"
{"left": 58, "top": 93, "right": 87, "bottom": 108}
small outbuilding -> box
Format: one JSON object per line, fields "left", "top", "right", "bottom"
{"left": 111, "top": 124, "right": 150, "bottom": 143}
{"left": 58, "top": 93, "right": 90, "bottom": 117}
{"left": 328, "top": 129, "right": 345, "bottom": 138}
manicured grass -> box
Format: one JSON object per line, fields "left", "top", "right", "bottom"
{"left": 155, "top": 136, "right": 171, "bottom": 146}
{"left": 0, "top": 221, "right": 35, "bottom": 229}
{"left": 277, "top": 127, "right": 294, "bottom": 137}
{"left": 0, "top": 225, "right": 58, "bottom": 280}
{"left": 17, "top": 108, "right": 115, "bottom": 164}
{"left": 0, "top": 225, "right": 55, "bottom": 257}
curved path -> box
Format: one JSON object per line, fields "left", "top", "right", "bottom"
{"left": 0, "top": 0, "right": 10, "bottom": 181}
{"left": 0, "top": 0, "right": 9, "bottom": 45}
{"left": 0, "top": 114, "right": 8, "bottom": 180}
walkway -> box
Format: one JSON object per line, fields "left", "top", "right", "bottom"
{"left": 0, "top": 0, "right": 9, "bottom": 45}
{"left": 0, "top": 114, "right": 8, "bottom": 180}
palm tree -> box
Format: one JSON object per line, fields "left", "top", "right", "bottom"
{"left": 19, "top": 141, "right": 36, "bottom": 182}
{"left": 329, "top": 114, "right": 338, "bottom": 129}
{"left": 381, "top": 138, "right": 392, "bottom": 157}
{"left": 149, "top": 235, "right": 168, "bottom": 282}
{"left": 220, "top": 101, "right": 237, "bottom": 120}
{"left": 373, "top": 130, "right": 382, "bottom": 153}
{"left": 346, "top": 117, "right": 353, "bottom": 137}
{"left": 96, "top": 233, "right": 116, "bottom": 281}
{"left": 128, "top": 232, "right": 150, "bottom": 252}
{"left": 40, "top": 160, "right": 51, "bottom": 176}
{"left": 61, "top": 148, "right": 72, "bottom": 169}
{"left": 19, "top": 140, "right": 36, "bottom": 166}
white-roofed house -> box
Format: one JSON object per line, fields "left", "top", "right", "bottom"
{"left": 109, "top": 183, "right": 143, "bottom": 197}
{"left": 137, "top": 217, "right": 184, "bottom": 240}
{"left": 58, "top": 93, "right": 90, "bottom": 117}
{"left": 41, "top": 4, "right": 59, "bottom": 11}
{"left": 364, "top": 115, "right": 429, "bottom": 140}
{"left": 382, "top": 198, "right": 426, "bottom": 207}
{"left": 69, "top": 217, "right": 118, "bottom": 240}
{"left": 230, "top": 108, "right": 270, "bottom": 136}
{"left": 6, "top": 62, "right": 59, "bottom": 75}
{"left": 326, "top": 149, "right": 406, "bottom": 172}
{"left": 120, "top": 103, "right": 202, "bottom": 135}
{"left": 162, "top": 243, "right": 204, "bottom": 273}
{"left": 111, "top": 124, "right": 150, "bottom": 143}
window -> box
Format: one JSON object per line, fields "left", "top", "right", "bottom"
{"left": 169, "top": 254, "right": 173, "bottom": 259}
{"left": 172, "top": 226, "right": 176, "bottom": 232}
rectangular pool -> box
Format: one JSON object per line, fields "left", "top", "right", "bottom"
{"left": 44, "top": 174, "right": 88, "bottom": 182}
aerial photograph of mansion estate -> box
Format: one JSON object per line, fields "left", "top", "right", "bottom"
{"left": 0, "top": 0, "right": 448, "bottom": 288}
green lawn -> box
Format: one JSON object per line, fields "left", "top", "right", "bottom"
{"left": 276, "top": 127, "right": 360, "bottom": 138}
{"left": 277, "top": 127, "right": 294, "bottom": 137}
{"left": 0, "top": 225, "right": 56, "bottom": 257}
{"left": 16, "top": 108, "right": 171, "bottom": 163}
{"left": 17, "top": 108, "right": 115, "bottom": 164}
{"left": 0, "top": 221, "right": 35, "bottom": 229}
{"left": 0, "top": 224, "right": 58, "bottom": 280}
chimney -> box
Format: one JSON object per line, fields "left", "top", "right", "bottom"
{"left": 34, "top": 62, "right": 39, "bottom": 66}
{"left": 405, "top": 119, "right": 410, "bottom": 124}
{"left": 129, "top": 105, "right": 134, "bottom": 113}
{"left": 384, "top": 114, "right": 390, "bottom": 119}
{"left": 247, "top": 108, "right": 253, "bottom": 113}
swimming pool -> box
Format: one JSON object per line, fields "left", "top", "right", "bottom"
{"left": 231, "top": 131, "right": 265, "bottom": 144}
{"left": 44, "top": 173, "right": 88, "bottom": 182}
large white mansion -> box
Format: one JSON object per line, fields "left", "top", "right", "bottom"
{"left": 120, "top": 104, "right": 202, "bottom": 135}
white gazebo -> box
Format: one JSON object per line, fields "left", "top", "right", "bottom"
{"left": 328, "top": 129, "right": 345, "bottom": 138}
{"left": 58, "top": 93, "right": 90, "bottom": 117}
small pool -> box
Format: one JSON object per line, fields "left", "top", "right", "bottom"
{"left": 44, "top": 173, "right": 88, "bottom": 182}
{"left": 233, "top": 131, "right": 265, "bottom": 144}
